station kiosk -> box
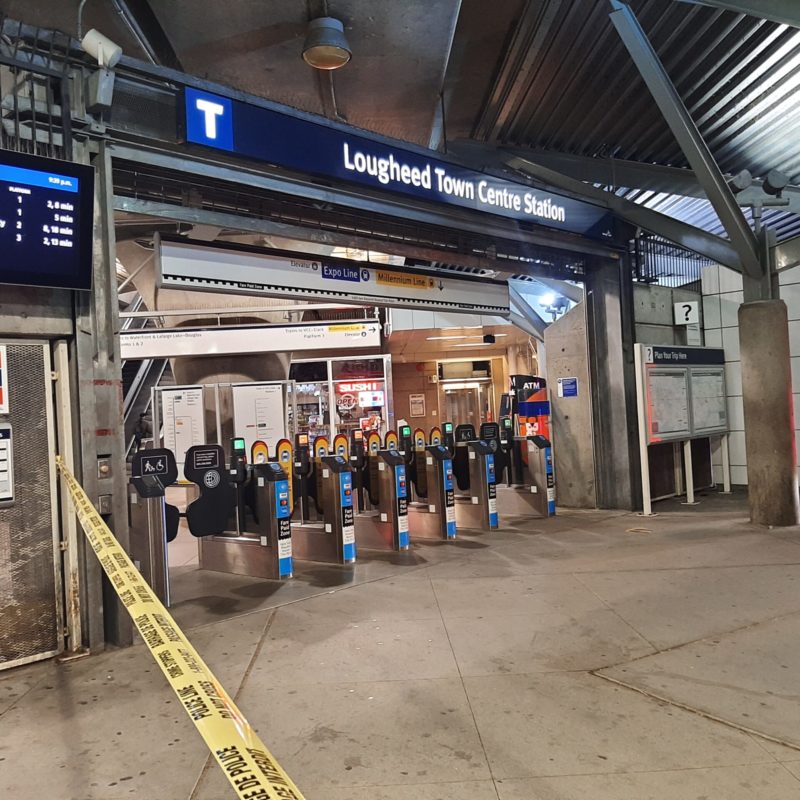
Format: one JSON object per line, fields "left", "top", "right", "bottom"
{"left": 354, "top": 434, "right": 410, "bottom": 551}
{"left": 128, "top": 448, "right": 179, "bottom": 604}
{"left": 451, "top": 425, "right": 499, "bottom": 532}
{"left": 186, "top": 443, "right": 295, "bottom": 580}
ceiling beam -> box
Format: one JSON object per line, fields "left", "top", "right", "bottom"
{"left": 498, "top": 146, "right": 800, "bottom": 216}
{"left": 674, "top": 0, "right": 800, "bottom": 27}
{"left": 498, "top": 148, "right": 706, "bottom": 197}
{"left": 505, "top": 153, "right": 743, "bottom": 269}
{"left": 110, "top": 0, "right": 182, "bottom": 70}
{"left": 509, "top": 284, "right": 547, "bottom": 342}
{"left": 447, "top": 140, "right": 743, "bottom": 270}
{"left": 609, "top": 0, "right": 762, "bottom": 279}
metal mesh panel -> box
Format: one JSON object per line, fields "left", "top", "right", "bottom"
{"left": 0, "top": 344, "right": 61, "bottom": 668}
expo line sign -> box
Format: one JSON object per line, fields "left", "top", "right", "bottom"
{"left": 120, "top": 321, "right": 381, "bottom": 360}
{"left": 156, "top": 236, "right": 511, "bottom": 315}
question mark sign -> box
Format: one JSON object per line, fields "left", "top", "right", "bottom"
{"left": 683, "top": 304, "right": 692, "bottom": 322}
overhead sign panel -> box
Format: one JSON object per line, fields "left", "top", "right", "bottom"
{"left": 182, "top": 87, "right": 614, "bottom": 241}
{"left": 156, "top": 236, "right": 510, "bottom": 315}
{"left": 120, "top": 321, "right": 381, "bottom": 360}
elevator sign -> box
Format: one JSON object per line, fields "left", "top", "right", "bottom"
{"left": 182, "top": 87, "right": 615, "bottom": 240}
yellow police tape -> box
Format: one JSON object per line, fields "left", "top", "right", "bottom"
{"left": 55, "top": 456, "right": 306, "bottom": 800}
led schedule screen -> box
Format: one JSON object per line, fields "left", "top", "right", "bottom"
{"left": 0, "top": 149, "right": 94, "bottom": 290}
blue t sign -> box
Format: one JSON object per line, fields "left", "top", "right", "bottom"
{"left": 185, "top": 87, "right": 234, "bottom": 151}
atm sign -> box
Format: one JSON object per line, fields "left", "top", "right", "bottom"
{"left": 0, "top": 345, "right": 7, "bottom": 414}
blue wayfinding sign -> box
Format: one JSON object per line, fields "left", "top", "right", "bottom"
{"left": 322, "top": 264, "right": 361, "bottom": 282}
{"left": 183, "top": 87, "right": 615, "bottom": 241}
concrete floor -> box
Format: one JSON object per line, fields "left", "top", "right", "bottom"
{"left": 3, "top": 490, "right": 800, "bottom": 798}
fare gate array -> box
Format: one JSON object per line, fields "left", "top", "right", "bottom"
{"left": 124, "top": 374, "right": 557, "bottom": 585}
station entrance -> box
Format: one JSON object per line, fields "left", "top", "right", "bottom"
{"left": 0, "top": 30, "right": 647, "bottom": 657}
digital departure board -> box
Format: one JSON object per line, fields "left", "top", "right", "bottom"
{"left": 0, "top": 149, "right": 94, "bottom": 290}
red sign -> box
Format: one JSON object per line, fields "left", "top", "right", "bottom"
{"left": 337, "top": 381, "right": 382, "bottom": 393}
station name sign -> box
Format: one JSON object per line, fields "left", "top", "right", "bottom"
{"left": 183, "top": 87, "right": 614, "bottom": 241}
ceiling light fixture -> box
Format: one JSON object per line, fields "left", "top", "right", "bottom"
{"left": 302, "top": 17, "right": 352, "bottom": 70}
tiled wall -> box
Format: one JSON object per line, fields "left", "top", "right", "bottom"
{"left": 701, "top": 263, "right": 800, "bottom": 485}
{"left": 701, "top": 264, "right": 746, "bottom": 485}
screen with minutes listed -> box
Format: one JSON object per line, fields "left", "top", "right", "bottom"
{"left": 0, "top": 149, "right": 94, "bottom": 290}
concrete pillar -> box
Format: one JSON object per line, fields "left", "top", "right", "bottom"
{"left": 583, "top": 257, "right": 640, "bottom": 510}
{"left": 739, "top": 300, "right": 799, "bottom": 526}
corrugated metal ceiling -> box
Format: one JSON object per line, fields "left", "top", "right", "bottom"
{"left": 463, "top": 0, "right": 800, "bottom": 242}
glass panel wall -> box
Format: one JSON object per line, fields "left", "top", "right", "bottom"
{"left": 290, "top": 355, "right": 392, "bottom": 443}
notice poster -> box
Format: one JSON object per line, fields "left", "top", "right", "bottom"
{"left": 161, "top": 387, "right": 206, "bottom": 472}
{"left": 0, "top": 345, "right": 8, "bottom": 414}
{"left": 690, "top": 368, "right": 727, "bottom": 434}
{"left": 646, "top": 369, "right": 690, "bottom": 443}
{"left": 232, "top": 383, "right": 286, "bottom": 455}
{"left": 409, "top": 393, "right": 426, "bottom": 417}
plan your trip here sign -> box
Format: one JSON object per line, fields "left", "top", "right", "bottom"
{"left": 182, "top": 87, "right": 615, "bottom": 241}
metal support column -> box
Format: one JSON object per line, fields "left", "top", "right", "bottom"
{"left": 73, "top": 140, "right": 132, "bottom": 649}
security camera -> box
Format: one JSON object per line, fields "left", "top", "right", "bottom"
{"left": 80, "top": 29, "right": 122, "bottom": 68}
{"left": 763, "top": 169, "right": 790, "bottom": 197}
{"left": 727, "top": 169, "right": 752, "bottom": 194}
{"left": 483, "top": 334, "right": 496, "bottom": 344}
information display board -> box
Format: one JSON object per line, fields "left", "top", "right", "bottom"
{"left": 646, "top": 369, "right": 690, "bottom": 441}
{"left": 232, "top": 383, "right": 287, "bottom": 455}
{"left": 160, "top": 386, "right": 206, "bottom": 470}
{"left": 637, "top": 345, "right": 727, "bottom": 444}
{"left": 690, "top": 367, "right": 727, "bottom": 435}
{"left": 0, "top": 149, "right": 94, "bottom": 290}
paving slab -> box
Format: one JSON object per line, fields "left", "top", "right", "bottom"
{"left": 192, "top": 679, "right": 492, "bottom": 798}
{"left": 0, "top": 611, "right": 271, "bottom": 800}
{"left": 578, "top": 565, "right": 800, "bottom": 649}
{"left": 494, "top": 764, "right": 800, "bottom": 799}
{"left": 431, "top": 574, "right": 604, "bottom": 620}
{"left": 444, "top": 608, "right": 654, "bottom": 676}
{"left": 598, "top": 612, "right": 800, "bottom": 750}
{"left": 463, "top": 672, "right": 774, "bottom": 779}
{"left": 252, "top": 606, "right": 459, "bottom": 685}
{"left": 323, "top": 780, "right": 499, "bottom": 799}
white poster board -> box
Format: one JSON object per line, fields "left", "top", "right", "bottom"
{"left": 232, "top": 383, "right": 286, "bottom": 455}
{"left": 690, "top": 367, "right": 728, "bottom": 435}
{"left": 646, "top": 369, "right": 690, "bottom": 443}
{"left": 161, "top": 386, "right": 206, "bottom": 471}
{"left": 635, "top": 344, "right": 730, "bottom": 515}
